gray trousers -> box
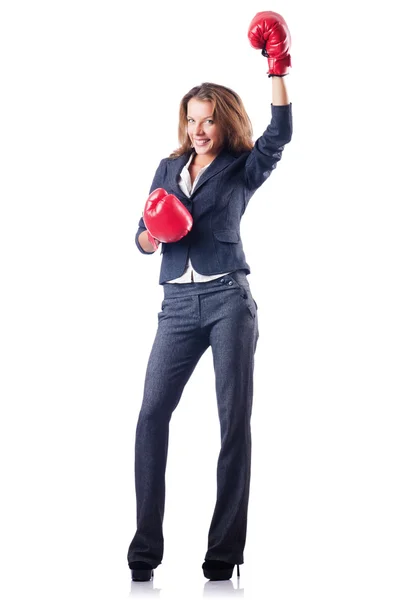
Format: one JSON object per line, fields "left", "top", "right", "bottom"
{"left": 127, "top": 269, "right": 259, "bottom": 568}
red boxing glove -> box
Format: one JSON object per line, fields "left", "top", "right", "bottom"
{"left": 143, "top": 188, "right": 193, "bottom": 245}
{"left": 248, "top": 11, "right": 291, "bottom": 77}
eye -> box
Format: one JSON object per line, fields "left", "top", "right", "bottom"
{"left": 187, "top": 118, "right": 194, "bottom": 123}
{"left": 206, "top": 119, "right": 214, "bottom": 124}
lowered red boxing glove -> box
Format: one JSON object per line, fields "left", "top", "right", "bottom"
{"left": 143, "top": 188, "right": 193, "bottom": 249}
{"left": 248, "top": 11, "right": 291, "bottom": 77}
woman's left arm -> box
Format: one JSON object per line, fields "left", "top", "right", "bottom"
{"left": 244, "top": 85, "right": 292, "bottom": 192}
{"left": 244, "top": 11, "right": 293, "bottom": 191}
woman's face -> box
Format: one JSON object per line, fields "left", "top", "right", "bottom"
{"left": 187, "top": 98, "right": 224, "bottom": 161}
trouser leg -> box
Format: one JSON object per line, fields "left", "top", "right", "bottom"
{"left": 203, "top": 277, "right": 259, "bottom": 564}
{"left": 127, "top": 296, "right": 209, "bottom": 567}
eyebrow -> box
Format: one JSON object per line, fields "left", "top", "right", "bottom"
{"left": 187, "top": 115, "right": 214, "bottom": 120}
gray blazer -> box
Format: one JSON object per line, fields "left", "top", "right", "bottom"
{"left": 135, "top": 103, "right": 293, "bottom": 284}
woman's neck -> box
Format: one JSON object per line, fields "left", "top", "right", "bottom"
{"left": 192, "top": 153, "right": 217, "bottom": 168}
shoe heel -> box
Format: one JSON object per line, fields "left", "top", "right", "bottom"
{"left": 131, "top": 568, "right": 153, "bottom": 582}
{"left": 129, "top": 561, "right": 154, "bottom": 582}
{"left": 202, "top": 560, "right": 240, "bottom": 581}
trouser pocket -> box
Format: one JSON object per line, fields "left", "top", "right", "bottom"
{"left": 228, "top": 273, "right": 258, "bottom": 313}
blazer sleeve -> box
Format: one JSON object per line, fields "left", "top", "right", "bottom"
{"left": 135, "top": 158, "right": 167, "bottom": 254}
{"left": 245, "top": 103, "right": 293, "bottom": 192}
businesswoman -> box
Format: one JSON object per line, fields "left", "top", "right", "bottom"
{"left": 127, "top": 11, "right": 293, "bottom": 583}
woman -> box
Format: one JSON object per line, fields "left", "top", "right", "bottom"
{"left": 127, "top": 11, "right": 293, "bottom": 583}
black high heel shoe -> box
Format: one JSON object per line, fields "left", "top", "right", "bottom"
{"left": 129, "top": 561, "right": 154, "bottom": 582}
{"left": 202, "top": 559, "right": 240, "bottom": 581}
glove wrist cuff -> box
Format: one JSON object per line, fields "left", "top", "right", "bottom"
{"left": 146, "top": 230, "right": 159, "bottom": 250}
{"left": 266, "top": 54, "right": 292, "bottom": 76}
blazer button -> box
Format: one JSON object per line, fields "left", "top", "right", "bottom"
{"left": 228, "top": 281, "right": 233, "bottom": 286}
{"left": 220, "top": 278, "right": 225, "bottom": 283}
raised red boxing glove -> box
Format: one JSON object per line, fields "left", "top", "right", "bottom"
{"left": 248, "top": 11, "right": 291, "bottom": 77}
{"left": 143, "top": 188, "right": 193, "bottom": 244}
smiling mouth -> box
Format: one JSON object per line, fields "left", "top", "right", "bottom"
{"left": 195, "top": 139, "right": 210, "bottom": 146}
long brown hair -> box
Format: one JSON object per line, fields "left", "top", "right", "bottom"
{"left": 169, "top": 82, "right": 254, "bottom": 158}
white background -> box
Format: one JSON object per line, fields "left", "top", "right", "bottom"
{"left": 1, "top": 0, "right": 396, "bottom": 599}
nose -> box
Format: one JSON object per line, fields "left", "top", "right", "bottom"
{"left": 193, "top": 123, "right": 204, "bottom": 135}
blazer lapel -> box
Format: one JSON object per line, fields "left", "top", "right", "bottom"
{"left": 169, "top": 152, "right": 192, "bottom": 199}
{"left": 189, "top": 148, "right": 237, "bottom": 196}
{"left": 168, "top": 148, "right": 238, "bottom": 198}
